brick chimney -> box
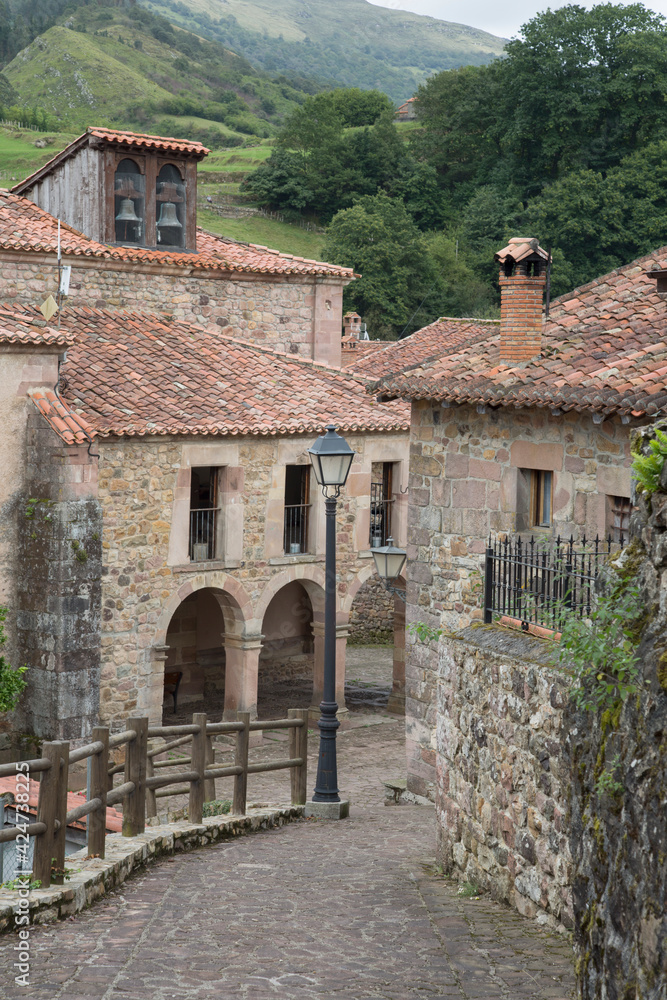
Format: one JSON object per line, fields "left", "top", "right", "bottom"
{"left": 343, "top": 312, "right": 362, "bottom": 339}
{"left": 494, "top": 238, "right": 551, "bottom": 364}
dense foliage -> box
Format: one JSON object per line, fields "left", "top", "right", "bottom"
{"left": 244, "top": 5, "right": 667, "bottom": 335}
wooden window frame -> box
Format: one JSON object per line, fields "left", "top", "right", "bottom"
{"left": 528, "top": 469, "right": 553, "bottom": 528}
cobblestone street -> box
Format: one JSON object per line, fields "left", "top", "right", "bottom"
{"left": 0, "top": 652, "right": 575, "bottom": 999}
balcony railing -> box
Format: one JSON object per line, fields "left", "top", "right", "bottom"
{"left": 483, "top": 534, "right": 622, "bottom": 630}
{"left": 189, "top": 507, "right": 219, "bottom": 562}
{"left": 284, "top": 503, "right": 310, "bottom": 554}
{"left": 370, "top": 482, "right": 393, "bottom": 548}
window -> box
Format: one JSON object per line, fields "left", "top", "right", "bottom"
{"left": 370, "top": 462, "right": 393, "bottom": 547}
{"left": 114, "top": 159, "right": 145, "bottom": 245}
{"left": 156, "top": 163, "right": 186, "bottom": 249}
{"left": 518, "top": 469, "right": 553, "bottom": 529}
{"left": 607, "top": 495, "right": 631, "bottom": 545}
{"left": 189, "top": 467, "right": 220, "bottom": 561}
{"left": 284, "top": 466, "right": 310, "bottom": 554}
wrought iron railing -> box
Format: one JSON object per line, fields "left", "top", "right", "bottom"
{"left": 284, "top": 503, "right": 310, "bottom": 554}
{"left": 370, "top": 482, "right": 393, "bottom": 548}
{"left": 189, "top": 507, "right": 219, "bottom": 561}
{"left": 483, "top": 534, "right": 622, "bottom": 630}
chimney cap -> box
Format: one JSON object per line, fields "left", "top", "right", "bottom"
{"left": 494, "top": 237, "right": 551, "bottom": 266}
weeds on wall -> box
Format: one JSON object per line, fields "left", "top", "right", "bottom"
{"left": 631, "top": 425, "right": 667, "bottom": 496}
{"left": 0, "top": 606, "right": 27, "bottom": 712}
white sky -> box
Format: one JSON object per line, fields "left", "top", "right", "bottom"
{"left": 366, "top": 0, "right": 667, "bottom": 40}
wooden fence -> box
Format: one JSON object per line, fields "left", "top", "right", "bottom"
{"left": 0, "top": 709, "right": 308, "bottom": 888}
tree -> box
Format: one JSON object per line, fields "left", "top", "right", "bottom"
{"left": 323, "top": 193, "right": 443, "bottom": 339}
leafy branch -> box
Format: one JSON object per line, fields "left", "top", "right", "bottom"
{"left": 631, "top": 425, "right": 667, "bottom": 496}
{"left": 0, "top": 607, "right": 26, "bottom": 713}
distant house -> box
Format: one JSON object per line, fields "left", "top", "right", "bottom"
{"left": 0, "top": 127, "right": 411, "bottom": 740}
{"left": 396, "top": 97, "right": 418, "bottom": 121}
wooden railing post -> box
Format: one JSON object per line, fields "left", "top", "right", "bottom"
{"left": 34, "top": 741, "right": 69, "bottom": 887}
{"left": 204, "top": 731, "right": 216, "bottom": 804}
{"left": 288, "top": 709, "right": 308, "bottom": 806}
{"left": 233, "top": 712, "right": 250, "bottom": 816}
{"left": 123, "top": 717, "right": 147, "bottom": 837}
{"left": 87, "top": 727, "right": 108, "bottom": 859}
{"left": 189, "top": 713, "right": 207, "bottom": 824}
{"left": 145, "top": 750, "right": 157, "bottom": 821}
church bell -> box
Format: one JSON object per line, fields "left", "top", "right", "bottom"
{"left": 157, "top": 202, "right": 182, "bottom": 228}
{"left": 115, "top": 198, "right": 142, "bottom": 223}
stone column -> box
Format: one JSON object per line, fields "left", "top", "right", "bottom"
{"left": 146, "top": 644, "right": 169, "bottom": 726}
{"left": 222, "top": 633, "right": 263, "bottom": 721}
{"left": 387, "top": 594, "right": 406, "bottom": 715}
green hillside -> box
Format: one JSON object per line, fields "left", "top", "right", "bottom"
{"left": 141, "top": 0, "right": 507, "bottom": 102}
{"left": 2, "top": 4, "right": 314, "bottom": 143}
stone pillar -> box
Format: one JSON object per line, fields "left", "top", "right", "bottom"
{"left": 222, "top": 633, "right": 262, "bottom": 721}
{"left": 146, "top": 644, "right": 169, "bottom": 726}
{"left": 387, "top": 595, "right": 406, "bottom": 715}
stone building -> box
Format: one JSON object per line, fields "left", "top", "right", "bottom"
{"left": 0, "top": 127, "right": 411, "bottom": 739}
{"left": 364, "top": 238, "right": 667, "bottom": 927}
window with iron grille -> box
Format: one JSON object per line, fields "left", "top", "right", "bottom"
{"left": 607, "top": 495, "right": 631, "bottom": 545}
{"left": 370, "top": 462, "right": 393, "bottom": 547}
{"left": 284, "top": 466, "right": 311, "bottom": 554}
{"left": 189, "top": 467, "right": 220, "bottom": 562}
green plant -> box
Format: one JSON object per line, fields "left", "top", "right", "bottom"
{"left": 51, "top": 861, "right": 79, "bottom": 881}
{"left": 457, "top": 881, "right": 481, "bottom": 898}
{"left": 631, "top": 426, "right": 667, "bottom": 496}
{"left": 70, "top": 540, "right": 88, "bottom": 563}
{"left": 408, "top": 621, "right": 444, "bottom": 643}
{"left": 202, "top": 798, "right": 232, "bottom": 817}
{"left": 0, "top": 877, "right": 41, "bottom": 891}
{"left": 0, "top": 607, "right": 27, "bottom": 712}
{"left": 554, "top": 584, "right": 644, "bottom": 713}
{"left": 24, "top": 497, "right": 54, "bottom": 521}
{"left": 595, "top": 755, "right": 624, "bottom": 797}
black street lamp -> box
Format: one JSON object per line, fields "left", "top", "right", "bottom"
{"left": 307, "top": 425, "right": 355, "bottom": 809}
{"left": 371, "top": 537, "right": 407, "bottom": 603}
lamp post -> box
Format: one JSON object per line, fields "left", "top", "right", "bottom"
{"left": 306, "top": 425, "right": 355, "bottom": 814}
{"left": 371, "top": 537, "right": 407, "bottom": 603}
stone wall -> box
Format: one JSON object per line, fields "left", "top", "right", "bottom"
{"left": 405, "top": 399, "right": 639, "bottom": 798}
{"left": 15, "top": 412, "right": 101, "bottom": 740}
{"left": 348, "top": 576, "right": 394, "bottom": 644}
{"left": 0, "top": 255, "right": 344, "bottom": 366}
{"left": 435, "top": 627, "right": 572, "bottom": 933}
{"left": 569, "top": 489, "right": 667, "bottom": 997}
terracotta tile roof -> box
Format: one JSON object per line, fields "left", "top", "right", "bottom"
{"left": 12, "top": 128, "right": 208, "bottom": 196}
{"left": 0, "top": 190, "right": 355, "bottom": 279}
{"left": 85, "top": 126, "right": 209, "bottom": 157}
{"left": 0, "top": 306, "right": 74, "bottom": 346}
{"left": 0, "top": 777, "right": 122, "bottom": 833}
{"left": 29, "top": 387, "right": 96, "bottom": 445}
{"left": 371, "top": 249, "right": 667, "bottom": 418}
{"left": 494, "top": 237, "right": 550, "bottom": 266}
{"left": 347, "top": 318, "right": 498, "bottom": 378}
{"left": 340, "top": 337, "right": 391, "bottom": 368}
{"left": 11, "top": 305, "right": 408, "bottom": 439}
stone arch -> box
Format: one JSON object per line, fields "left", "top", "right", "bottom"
{"left": 148, "top": 573, "right": 255, "bottom": 725}
{"left": 254, "top": 565, "right": 326, "bottom": 623}
{"left": 344, "top": 564, "right": 406, "bottom": 716}
{"left": 258, "top": 580, "right": 316, "bottom": 718}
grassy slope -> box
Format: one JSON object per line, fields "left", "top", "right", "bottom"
{"left": 143, "top": 0, "right": 506, "bottom": 101}
{"left": 197, "top": 209, "right": 325, "bottom": 260}
{"left": 0, "top": 127, "right": 78, "bottom": 182}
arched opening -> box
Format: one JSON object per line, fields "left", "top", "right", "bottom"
{"left": 162, "top": 587, "right": 228, "bottom": 723}
{"left": 346, "top": 573, "right": 406, "bottom": 716}
{"left": 114, "top": 158, "right": 145, "bottom": 245}
{"left": 258, "top": 581, "right": 314, "bottom": 719}
{"left": 156, "top": 162, "right": 186, "bottom": 248}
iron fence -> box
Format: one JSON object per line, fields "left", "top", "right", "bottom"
{"left": 189, "top": 507, "right": 218, "bottom": 561}
{"left": 483, "top": 534, "right": 622, "bottom": 630}
{"left": 284, "top": 503, "right": 310, "bottom": 554}
{"left": 370, "top": 483, "right": 393, "bottom": 548}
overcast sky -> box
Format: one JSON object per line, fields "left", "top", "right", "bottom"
{"left": 367, "top": 0, "right": 667, "bottom": 39}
